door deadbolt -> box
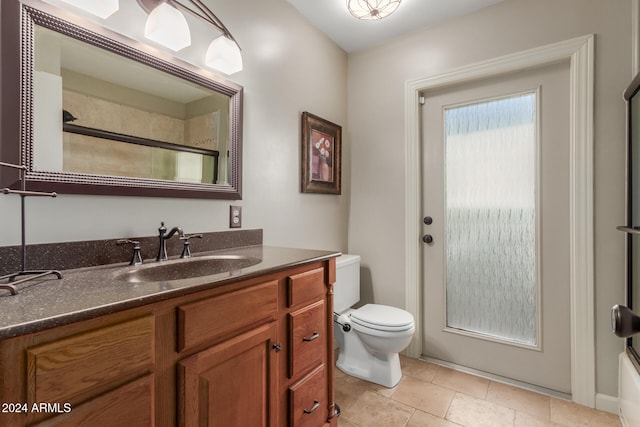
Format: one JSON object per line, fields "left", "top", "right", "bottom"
{"left": 423, "top": 234, "right": 433, "bottom": 244}
{"left": 423, "top": 216, "right": 433, "bottom": 225}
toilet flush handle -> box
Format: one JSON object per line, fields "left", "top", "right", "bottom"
{"left": 333, "top": 313, "right": 352, "bottom": 332}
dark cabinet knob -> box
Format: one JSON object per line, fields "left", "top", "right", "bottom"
{"left": 423, "top": 234, "right": 433, "bottom": 244}
{"left": 423, "top": 216, "right": 433, "bottom": 225}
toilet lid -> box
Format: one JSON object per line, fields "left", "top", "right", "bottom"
{"left": 350, "top": 304, "right": 414, "bottom": 332}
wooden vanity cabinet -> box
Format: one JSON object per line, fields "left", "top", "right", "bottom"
{"left": 0, "top": 258, "right": 337, "bottom": 427}
{"left": 0, "top": 313, "right": 156, "bottom": 427}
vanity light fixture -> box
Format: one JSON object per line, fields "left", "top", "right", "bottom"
{"left": 59, "top": 0, "right": 119, "bottom": 19}
{"left": 347, "top": 0, "right": 402, "bottom": 20}
{"left": 144, "top": 2, "right": 191, "bottom": 51}
{"left": 137, "top": 0, "right": 242, "bottom": 74}
{"left": 205, "top": 35, "right": 243, "bottom": 75}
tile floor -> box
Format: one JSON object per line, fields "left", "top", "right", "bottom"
{"left": 334, "top": 356, "right": 622, "bottom": 427}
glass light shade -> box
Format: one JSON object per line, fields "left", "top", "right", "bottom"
{"left": 144, "top": 3, "right": 191, "bottom": 51}
{"left": 205, "top": 36, "right": 243, "bottom": 75}
{"left": 347, "top": 0, "right": 401, "bottom": 20}
{"left": 59, "top": 0, "right": 119, "bottom": 18}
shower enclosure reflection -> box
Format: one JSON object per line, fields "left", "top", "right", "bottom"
{"left": 615, "top": 70, "right": 640, "bottom": 369}
{"left": 33, "top": 25, "right": 229, "bottom": 185}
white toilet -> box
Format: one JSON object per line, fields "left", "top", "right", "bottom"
{"left": 333, "top": 254, "right": 415, "bottom": 388}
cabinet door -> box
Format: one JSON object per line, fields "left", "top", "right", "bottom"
{"left": 178, "top": 322, "right": 278, "bottom": 427}
{"left": 32, "top": 375, "right": 154, "bottom": 427}
{"left": 26, "top": 316, "right": 154, "bottom": 405}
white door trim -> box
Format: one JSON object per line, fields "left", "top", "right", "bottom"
{"left": 404, "top": 34, "right": 595, "bottom": 406}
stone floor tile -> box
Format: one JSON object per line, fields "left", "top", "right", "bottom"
{"left": 550, "top": 398, "right": 621, "bottom": 427}
{"left": 446, "top": 393, "right": 515, "bottom": 427}
{"left": 341, "top": 390, "right": 415, "bottom": 427}
{"left": 391, "top": 375, "right": 456, "bottom": 418}
{"left": 335, "top": 414, "right": 361, "bottom": 426}
{"left": 433, "top": 367, "right": 491, "bottom": 399}
{"left": 407, "top": 409, "right": 463, "bottom": 426}
{"left": 401, "top": 355, "right": 440, "bottom": 383}
{"left": 334, "top": 357, "right": 622, "bottom": 427}
{"left": 486, "top": 381, "right": 551, "bottom": 420}
{"left": 515, "top": 411, "right": 564, "bottom": 427}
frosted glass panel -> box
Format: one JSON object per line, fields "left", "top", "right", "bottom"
{"left": 444, "top": 93, "right": 537, "bottom": 346}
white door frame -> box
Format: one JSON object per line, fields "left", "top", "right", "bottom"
{"left": 403, "top": 35, "right": 595, "bottom": 407}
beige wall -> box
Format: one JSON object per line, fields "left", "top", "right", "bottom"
{"left": 0, "top": 0, "right": 349, "bottom": 253}
{"left": 347, "top": 0, "right": 631, "bottom": 398}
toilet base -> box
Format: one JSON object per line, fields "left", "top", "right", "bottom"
{"left": 335, "top": 328, "right": 403, "bottom": 388}
{"left": 336, "top": 352, "right": 402, "bottom": 388}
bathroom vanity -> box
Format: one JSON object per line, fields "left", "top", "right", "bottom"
{"left": 0, "top": 246, "right": 339, "bottom": 427}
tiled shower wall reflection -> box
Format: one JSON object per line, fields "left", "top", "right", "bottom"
{"left": 61, "top": 89, "right": 219, "bottom": 182}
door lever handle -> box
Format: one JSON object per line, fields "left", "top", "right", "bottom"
{"left": 612, "top": 305, "right": 640, "bottom": 338}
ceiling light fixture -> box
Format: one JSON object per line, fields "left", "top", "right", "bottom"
{"left": 347, "top": 0, "right": 402, "bottom": 20}
{"left": 137, "top": 0, "right": 242, "bottom": 74}
{"left": 59, "top": 0, "right": 119, "bottom": 19}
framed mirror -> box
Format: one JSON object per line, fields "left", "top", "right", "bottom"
{"left": 0, "top": 1, "right": 243, "bottom": 199}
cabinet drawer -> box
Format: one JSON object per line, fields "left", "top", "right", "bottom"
{"left": 289, "top": 364, "right": 328, "bottom": 427}
{"left": 26, "top": 316, "right": 154, "bottom": 405}
{"left": 32, "top": 374, "right": 154, "bottom": 427}
{"left": 177, "top": 280, "right": 278, "bottom": 353}
{"left": 288, "top": 300, "right": 326, "bottom": 378}
{"left": 287, "top": 267, "right": 325, "bottom": 307}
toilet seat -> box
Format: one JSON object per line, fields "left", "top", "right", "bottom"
{"left": 350, "top": 304, "right": 414, "bottom": 332}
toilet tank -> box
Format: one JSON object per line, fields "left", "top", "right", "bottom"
{"left": 334, "top": 254, "right": 361, "bottom": 313}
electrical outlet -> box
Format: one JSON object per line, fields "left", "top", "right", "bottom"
{"left": 230, "top": 205, "right": 242, "bottom": 228}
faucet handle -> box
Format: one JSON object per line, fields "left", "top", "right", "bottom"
{"left": 179, "top": 234, "right": 203, "bottom": 258}
{"left": 116, "top": 239, "right": 143, "bottom": 265}
{"left": 181, "top": 233, "right": 203, "bottom": 240}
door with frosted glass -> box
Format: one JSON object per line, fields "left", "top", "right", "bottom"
{"left": 421, "top": 61, "right": 571, "bottom": 393}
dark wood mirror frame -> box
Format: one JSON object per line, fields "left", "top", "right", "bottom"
{"left": 0, "top": 0, "right": 243, "bottom": 199}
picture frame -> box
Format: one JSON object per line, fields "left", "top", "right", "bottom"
{"left": 301, "top": 112, "right": 342, "bottom": 194}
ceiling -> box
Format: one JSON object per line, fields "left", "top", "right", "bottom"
{"left": 287, "top": 0, "right": 504, "bottom": 52}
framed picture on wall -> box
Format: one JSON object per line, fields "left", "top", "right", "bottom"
{"left": 301, "top": 112, "right": 342, "bottom": 194}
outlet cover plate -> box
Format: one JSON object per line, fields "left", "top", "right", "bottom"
{"left": 230, "top": 205, "right": 242, "bottom": 228}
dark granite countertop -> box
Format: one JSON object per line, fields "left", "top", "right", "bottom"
{"left": 0, "top": 245, "right": 341, "bottom": 340}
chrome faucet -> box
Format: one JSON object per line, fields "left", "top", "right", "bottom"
{"left": 156, "top": 222, "right": 184, "bottom": 261}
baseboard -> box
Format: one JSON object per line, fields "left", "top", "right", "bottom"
{"left": 596, "top": 393, "right": 619, "bottom": 415}
{"left": 420, "top": 356, "right": 571, "bottom": 400}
